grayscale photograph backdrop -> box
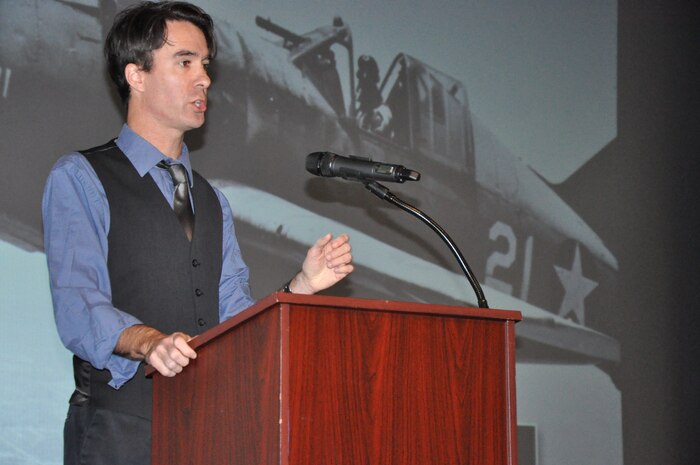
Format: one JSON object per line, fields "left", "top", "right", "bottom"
{"left": 0, "top": 1, "right": 697, "bottom": 464}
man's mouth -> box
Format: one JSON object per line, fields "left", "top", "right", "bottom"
{"left": 193, "top": 99, "right": 207, "bottom": 112}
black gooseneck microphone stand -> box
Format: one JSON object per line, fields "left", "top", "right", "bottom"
{"left": 363, "top": 180, "right": 489, "bottom": 309}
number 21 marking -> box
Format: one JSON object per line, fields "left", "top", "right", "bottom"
{"left": 485, "top": 221, "right": 533, "bottom": 301}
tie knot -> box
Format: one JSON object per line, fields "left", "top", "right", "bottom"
{"left": 158, "top": 161, "right": 189, "bottom": 186}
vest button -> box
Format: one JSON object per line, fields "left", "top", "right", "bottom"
{"left": 192, "top": 259, "right": 200, "bottom": 267}
{"left": 198, "top": 318, "right": 206, "bottom": 326}
{"left": 195, "top": 288, "right": 204, "bottom": 297}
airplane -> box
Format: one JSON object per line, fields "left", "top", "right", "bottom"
{"left": 0, "top": 0, "right": 619, "bottom": 365}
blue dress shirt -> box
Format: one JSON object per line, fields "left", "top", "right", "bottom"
{"left": 43, "top": 124, "right": 255, "bottom": 388}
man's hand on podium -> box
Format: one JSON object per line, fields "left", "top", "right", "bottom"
{"left": 116, "top": 324, "right": 197, "bottom": 377}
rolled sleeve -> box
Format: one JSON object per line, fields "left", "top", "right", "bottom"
{"left": 43, "top": 154, "right": 141, "bottom": 388}
{"left": 215, "top": 187, "right": 256, "bottom": 321}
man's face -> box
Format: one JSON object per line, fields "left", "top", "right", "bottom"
{"left": 136, "top": 20, "right": 211, "bottom": 137}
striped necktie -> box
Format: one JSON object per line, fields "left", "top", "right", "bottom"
{"left": 158, "top": 161, "right": 194, "bottom": 241}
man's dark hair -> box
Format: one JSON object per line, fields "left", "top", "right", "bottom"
{"left": 105, "top": 1, "right": 216, "bottom": 104}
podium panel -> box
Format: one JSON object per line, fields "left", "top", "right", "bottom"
{"left": 151, "top": 293, "right": 521, "bottom": 465}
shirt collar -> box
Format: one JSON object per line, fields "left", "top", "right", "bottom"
{"left": 115, "top": 124, "right": 194, "bottom": 187}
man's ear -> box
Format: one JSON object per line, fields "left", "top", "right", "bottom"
{"left": 124, "top": 63, "right": 145, "bottom": 95}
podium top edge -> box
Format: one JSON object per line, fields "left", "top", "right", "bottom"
{"left": 146, "top": 293, "right": 521, "bottom": 377}
{"left": 195, "top": 293, "right": 520, "bottom": 348}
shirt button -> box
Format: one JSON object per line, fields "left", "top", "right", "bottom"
{"left": 198, "top": 318, "right": 206, "bottom": 326}
{"left": 192, "top": 259, "right": 200, "bottom": 267}
{"left": 195, "top": 288, "right": 204, "bottom": 297}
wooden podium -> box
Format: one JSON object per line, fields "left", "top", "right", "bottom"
{"left": 151, "top": 293, "right": 521, "bottom": 465}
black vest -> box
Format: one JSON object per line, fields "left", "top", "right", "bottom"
{"left": 76, "top": 140, "right": 222, "bottom": 419}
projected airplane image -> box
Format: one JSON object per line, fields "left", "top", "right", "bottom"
{"left": 0, "top": 0, "right": 619, "bottom": 367}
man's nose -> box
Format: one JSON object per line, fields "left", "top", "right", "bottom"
{"left": 196, "top": 66, "right": 211, "bottom": 89}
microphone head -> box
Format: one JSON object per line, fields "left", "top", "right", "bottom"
{"left": 398, "top": 167, "right": 421, "bottom": 182}
{"left": 306, "top": 151, "right": 337, "bottom": 177}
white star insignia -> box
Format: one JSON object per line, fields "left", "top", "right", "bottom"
{"left": 554, "top": 244, "right": 598, "bottom": 325}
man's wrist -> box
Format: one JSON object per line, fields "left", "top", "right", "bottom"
{"left": 116, "top": 324, "right": 165, "bottom": 362}
{"left": 282, "top": 272, "right": 315, "bottom": 295}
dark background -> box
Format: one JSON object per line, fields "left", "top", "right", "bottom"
{"left": 564, "top": 1, "right": 699, "bottom": 462}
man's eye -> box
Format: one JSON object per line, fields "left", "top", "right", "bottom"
{"left": 179, "top": 60, "right": 190, "bottom": 67}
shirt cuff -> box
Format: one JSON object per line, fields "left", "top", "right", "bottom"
{"left": 106, "top": 353, "right": 141, "bottom": 389}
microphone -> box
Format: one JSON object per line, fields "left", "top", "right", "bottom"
{"left": 306, "top": 151, "right": 420, "bottom": 183}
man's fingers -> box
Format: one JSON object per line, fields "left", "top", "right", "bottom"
{"left": 313, "top": 233, "right": 333, "bottom": 249}
{"left": 326, "top": 242, "right": 351, "bottom": 259}
{"left": 326, "top": 249, "right": 352, "bottom": 266}
{"left": 330, "top": 233, "right": 349, "bottom": 248}
{"left": 328, "top": 256, "right": 353, "bottom": 269}
{"left": 325, "top": 244, "right": 352, "bottom": 268}
{"left": 150, "top": 343, "right": 189, "bottom": 367}
{"left": 150, "top": 357, "right": 177, "bottom": 377}
{"left": 173, "top": 333, "right": 197, "bottom": 359}
{"left": 147, "top": 332, "right": 197, "bottom": 377}
{"left": 329, "top": 239, "right": 351, "bottom": 251}
{"left": 333, "top": 263, "right": 354, "bottom": 276}
{"left": 322, "top": 234, "right": 348, "bottom": 255}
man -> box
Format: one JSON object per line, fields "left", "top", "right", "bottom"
{"left": 42, "top": 2, "right": 353, "bottom": 464}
